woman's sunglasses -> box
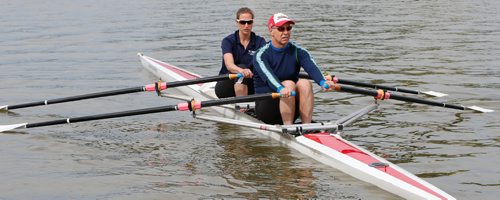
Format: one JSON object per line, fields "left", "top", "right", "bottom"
{"left": 275, "top": 26, "right": 293, "bottom": 32}
{"left": 237, "top": 20, "right": 253, "bottom": 25}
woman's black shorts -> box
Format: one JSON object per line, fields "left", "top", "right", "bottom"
{"left": 214, "top": 77, "right": 254, "bottom": 98}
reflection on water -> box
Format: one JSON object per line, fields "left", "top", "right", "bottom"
{"left": 215, "top": 124, "right": 317, "bottom": 199}
{"left": 417, "top": 170, "right": 469, "bottom": 179}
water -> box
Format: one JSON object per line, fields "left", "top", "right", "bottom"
{"left": 1, "top": 0, "right": 499, "bottom": 199}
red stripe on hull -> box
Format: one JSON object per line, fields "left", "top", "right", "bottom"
{"left": 150, "top": 59, "right": 203, "bottom": 86}
{"left": 304, "top": 133, "right": 447, "bottom": 200}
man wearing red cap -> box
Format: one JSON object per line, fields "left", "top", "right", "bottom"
{"left": 253, "top": 13, "right": 335, "bottom": 125}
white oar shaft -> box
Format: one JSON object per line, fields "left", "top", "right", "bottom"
{"left": 196, "top": 115, "right": 283, "bottom": 133}
{"left": 196, "top": 115, "right": 339, "bottom": 134}
{"left": 335, "top": 104, "right": 379, "bottom": 127}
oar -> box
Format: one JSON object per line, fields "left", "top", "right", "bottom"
{"left": 0, "top": 93, "right": 283, "bottom": 133}
{"left": 0, "top": 74, "right": 242, "bottom": 111}
{"left": 298, "top": 72, "right": 447, "bottom": 97}
{"left": 329, "top": 84, "right": 493, "bottom": 113}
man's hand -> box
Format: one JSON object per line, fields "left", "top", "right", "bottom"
{"left": 322, "top": 80, "right": 336, "bottom": 91}
{"left": 280, "top": 87, "right": 293, "bottom": 98}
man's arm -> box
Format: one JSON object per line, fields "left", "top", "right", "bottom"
{"left": 297, "top": 45, "right": 327, "bottom": 86}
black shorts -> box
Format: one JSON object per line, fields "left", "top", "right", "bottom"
{"left": 214, "top": 77, "right": 254, "bottom": 98}
{"left": 255, "top": 97, "right": 299, "bottom": 125}
{"left": 215, "top": 64, "right": 254, "bottom": 98}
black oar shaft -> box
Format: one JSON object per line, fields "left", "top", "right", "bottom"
{"left": 335, "top": 85, "right": 466, "bottom": 110}
{"left": 23, "top": 92, "right": 279, "bottom": 130}
{"left": 298, "top": 72, "right": 420, "bottom": 95}
{"left": 25, "top": 105, "right": 177, "bottom": 129}
{"left": 335, "top": 78, "right": 419, "bottom": 95}
{"left": 4, "top": 74, "right": 239, "bottom": 111}
{"left": 389, "top": 93, "right": 465, "bottom": 110}
{"left": 8, "top": 87, "right": 144, "bottom": 110}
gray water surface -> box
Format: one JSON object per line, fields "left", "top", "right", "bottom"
{"left": 1, "top": 0, "right": 499, "bottom": 199}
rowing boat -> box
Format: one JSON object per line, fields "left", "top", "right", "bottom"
{"left": 138, "top": 53, "right": 456, "bottom": 200}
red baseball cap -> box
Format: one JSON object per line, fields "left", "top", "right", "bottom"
{"left": 268, "top": 13, "right": 295, "bottom": 29}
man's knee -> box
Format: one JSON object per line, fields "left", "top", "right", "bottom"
{"left": 296, "top": 79, "right": 312, "bottom": 91}
{"left": 282, "top": 80, "right": 297, "bottom": 89}
{"left": 297, "top": 79, "right": 312, "bottom": 86}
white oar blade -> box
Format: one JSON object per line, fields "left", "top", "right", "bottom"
{"left": 0, "top": 105, "right": 7, "bottom": 111}
{"left": 468, "top": 106, "right": 494, "bottom": 113}
{"left": 0, "top": 123, "right": 27, "bottom": 133}
{"left": 422, "top": 91, "right": 448, "bottom": 97}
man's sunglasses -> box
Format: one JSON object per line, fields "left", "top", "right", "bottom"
{"left": 275, "top": 26, "right": 293, "bottom": 32}
{"left": 237, "top": 20, "right": 253, "bottom": 25}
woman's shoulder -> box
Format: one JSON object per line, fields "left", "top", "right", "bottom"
{"left": 222, "top": 31, "right": 238, "bottom": 43}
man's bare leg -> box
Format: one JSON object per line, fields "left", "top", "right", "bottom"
{"left": 296, "top": 79, "right": 313, "bottom": 123}
{"left": 280, "top": 80, "right": 296, "bottom": 125}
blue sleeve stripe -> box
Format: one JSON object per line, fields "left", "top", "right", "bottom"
{"left": 277, "top": 86, "right": 284, "bottom": 92}
{"left": 255, "top": 44, "right": 283, "bottom": 91}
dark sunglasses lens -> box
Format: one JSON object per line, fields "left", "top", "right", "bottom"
{"left": 239, "top": 20, "right": 253, "bottom": 25}
{"left": 277, "top": 26, "right": 292, "bottom": 32}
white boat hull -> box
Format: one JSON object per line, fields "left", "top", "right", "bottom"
{"left": 138, "top": 53, "right": 455, "bottom": 200}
